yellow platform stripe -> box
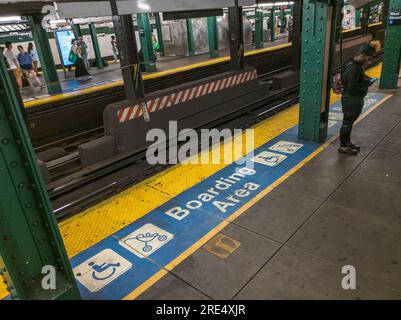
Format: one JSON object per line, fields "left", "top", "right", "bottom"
{"left": 23, "top": 43, "right": 292, "bottom": 109}
{"left": 0, "top": 63, "right": 383, "bottom": 299}
{"left": 365, "top": 63, "right": 382, "bottom": 79}
{"left": 368, "top": 22, "right": 383, "bottom": 27}
{"left": 342, "top": 27, "right": 362, "bottom": 34}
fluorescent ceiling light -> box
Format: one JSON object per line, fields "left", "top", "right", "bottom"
{"left": 0, "top": 16, "right": 23, "bottom": 23}
{"left": 258, "top": 2, "right": 294, "bottom": 7}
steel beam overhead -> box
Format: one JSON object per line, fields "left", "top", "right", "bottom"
{"left": 56, "top": 0, "right": 256, "bottom": 18}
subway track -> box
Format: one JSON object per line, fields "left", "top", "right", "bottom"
{"left": 27, "top": 24, "right": 385, "bottom": 151}
{"left": 28, "top": 44, "right": 293, "bottom": 149}
{"left": 51, "top": 82, "right": 300, "bottom": 220}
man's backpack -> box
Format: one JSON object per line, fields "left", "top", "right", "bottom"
{"left": 332, "top": 61, "right": 353, "bottom": 95}
{"left": 332, "top": 72, "right": 345, "bottom": 95}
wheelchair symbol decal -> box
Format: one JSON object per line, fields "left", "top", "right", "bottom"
{"left": 119, "top": 224, "right": 174, "bottom": 258}
{"left": 73, "top": 249, "right": 132, "bottom": 292}
{"left": 89, "top": 261, "right": 121, "bottom": 280}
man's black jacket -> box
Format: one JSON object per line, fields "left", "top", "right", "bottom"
{"left": 341, "top": 59, "right": 371, "bottom": 99}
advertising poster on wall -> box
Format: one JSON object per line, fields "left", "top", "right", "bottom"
{"left": 54, "top": 29, "right": 76, "bottom": 67}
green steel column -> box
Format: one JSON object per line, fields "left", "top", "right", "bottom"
{"left": 207, "top": 16, "right": 219, "bottom": 58}
{"left": 380, "top": 0, "right": 401, "bottom": 89}
{"left": 186, "top": 19, "right": 195, "bottom": 57}
{"left": 228, "top": 4, "right": 244, "bottom": 70}
{"left": 361, "top": 4, "right": 371, "bottom": 33}
{"left": 137, "top": 13, "right": 156, "bottom": 72}
{"left": 155, "top": 13, "right": 165, "bottom": 56}
{"left": 89, "top": 23, "right": 104, "bottom": 69}
{"left": 72, "top": 24, "right": 82, "bottom": 38}
{"left": 28, "top": 15, "right": 61, "bottom": 94}
{"left": 255, "top": 9, "right": 264, "bottom": 49}
{"left": 0, "top": 55, "right": 80, "bottom": 300}
{"left": 270, "top": 7, "right": 276, "bottom": 41}
{"left": 355, "top": 8, "right": 361, "bottom": 27}
{"left": 280, "top": 9, "right": 286, "bottom": 33}
{"left": 291, "top": 0, "right": 301, "bottom": 70}
{"left": 382, "top": 0, "right": 390, "bottom": 26}
{"left": 299, "top": 0, "right": 338, "bottom": 142}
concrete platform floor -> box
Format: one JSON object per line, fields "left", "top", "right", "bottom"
{"left": 21, "top": 37, "right": 289, "bottom": 102}
{"left": 138, "top": 86, "right": 401, "bottom": 300}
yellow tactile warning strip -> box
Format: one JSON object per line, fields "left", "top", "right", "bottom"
{"left": 0, "top": 63, "right": 382, "bottom": 299}
{"left": 59, "top": 103, "right": 299, "bottom": 259}
{"left": 23, "top": 43, "right": 292, "bottom": 109}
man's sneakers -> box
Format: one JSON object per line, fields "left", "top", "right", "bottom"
{"left": 338, "top": 143, "right": 360, "bottom": 155}
{"left": 347, "top": 142, "right": 360, "bottom": 152}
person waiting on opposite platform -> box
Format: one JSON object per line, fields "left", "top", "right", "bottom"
{"left": 111, "top": 35, "right": 118, "bottom": 63}
{"left": 3, "top": 41, "right": 23, "bottom": 88}
{"left": 27, "top": 42, "right": 39, "bottom": 74}
{"left": 78, "top": 36, "right": 90, "bottom": 71}
{"left": 338, "top": 44, "right": 376, "bottom": 155}
{"left": 69, "top": 39, "right": 92, "bottom": 80}
{"left": 17, "top": 45, "right": 42, "bottom": 87}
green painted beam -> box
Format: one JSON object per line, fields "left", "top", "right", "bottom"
{"left": 298, "top": 0, "right": 338, "bottom": 142}
{"left": 155, "top": 13, "right": 165, "bottom": 56}
{"left": 137, "top": 13, "right": 156, "bottom": 73}
{"left": 89, "top": 23, "right": 104, "bottom": 69}
{"left": 255, "top": 9, "right": 264, "bottom": 49}
{"left": 380, "top": 0, "right": 401, "bottom": 89}
{"left": 28, "top": 15, "right": 61, "bottom": 95}
{"left": 207, "top": 16, "right": 219, "bottom": 58}
{"left": 186, "top": 19, "right": 195, "bottom": 57}
{"left": 0, "top": 54, "right": 80, "bottom": 300}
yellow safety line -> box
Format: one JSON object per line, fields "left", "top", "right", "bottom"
{"left": 368, "top": 22, "right": 383, "bottom": 27}
{"left": 24, "top": 80, "right": 123, "bottom": 108}
{"left": 23, "top": 43, "right": 292, "bottom": 108}
{"left": 342, "top": 27, "right": 362, "bottom": 34}
{"left": 123, "top": 90, "right": 393, "bottom": 301}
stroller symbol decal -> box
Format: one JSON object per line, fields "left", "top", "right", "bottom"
{"left": 119, "top": 224, "right": 174, "bottom": 258}
{"left": 127, "top": 232, "right": 168, "bottom": 253}
{"left": 269, "top": 141, "right": 304, "bottom": 154}
{"left": 251, "top": 151, "right": 287, "bottom": 167}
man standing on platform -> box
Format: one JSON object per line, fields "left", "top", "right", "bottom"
{"left": 78, "top": 36, "right": 90, "bottom": 71}
{"left": 338, "top": 44, "right": 376, "bottom": 155}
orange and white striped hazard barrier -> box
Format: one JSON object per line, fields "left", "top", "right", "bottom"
{"left": 117, "top": 69, "right": 258, "bottom": 123}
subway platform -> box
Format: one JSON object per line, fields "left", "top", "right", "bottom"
{"left": 20, "top": 38, "right": 289, "bottom": 105}
{"left": 2, "top": 64, "right": 399, "bottom": 300}
{"left": 138, "top": 81, "right": 401, "bottom": 300}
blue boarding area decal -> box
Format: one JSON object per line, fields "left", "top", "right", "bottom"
{"left": 64, "top": 93, "right": 388, "bottom": 300}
